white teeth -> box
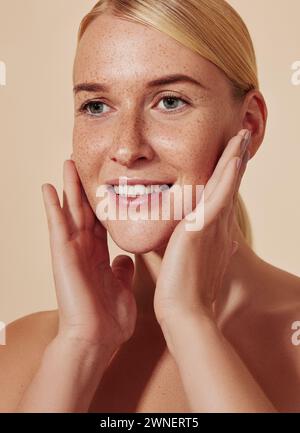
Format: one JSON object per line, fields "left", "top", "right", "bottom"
{"left": 112, "top": 184, "right": 171, "bottom": 197}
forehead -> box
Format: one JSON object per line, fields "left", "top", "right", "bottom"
{"left": 73, "top": 14, "right": 222, "bottom": 87}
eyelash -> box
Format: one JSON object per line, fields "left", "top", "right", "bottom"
{"left": 78, "top": 92, "right": 190, "bottom": 118}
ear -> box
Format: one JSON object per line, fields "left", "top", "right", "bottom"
{"left": 240, "top": 89, "right": 268, "bottom": 160}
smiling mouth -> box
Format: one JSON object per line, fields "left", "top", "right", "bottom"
{"left": 107, "top": 183, "right": 174, "bottom": 198}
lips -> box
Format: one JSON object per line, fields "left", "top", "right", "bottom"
{"left": 103, "top": 177, "right": 175, "bottom": 208}
{"left": 108, "top": 186, "right": 172, "bottom": 207}
{"left": 105, "top": 177, "right": 174, "bottom": 187}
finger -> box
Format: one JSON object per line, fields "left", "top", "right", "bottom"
{"left": 204, "top": 156, "right": 239, "bottom": 224}
{"left": 231, "top": 240, "right": 239, "bottom": 256}
{"left": 204, "top": 129, "right": 249, "bottom": 201}
{"left": 233, "top": 149, "right": 251, "bottom": 206}
{"left": 41, "top": 183, "right": 70, "bottom": 244}
{"left": 80, "top": 180, "right": 97, "bottom": 231}
{"left": 111, "top": 255, "right": 135, "bottom": 290}
{"left": 62, "top": 159, "right": 85, "bottom": 233}
{"left": 94, "top": 219, "right": 109, "bottom": 241}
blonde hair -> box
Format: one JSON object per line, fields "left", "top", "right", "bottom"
{"left": 77, "top": 0, "right": 256, "bottom": 247}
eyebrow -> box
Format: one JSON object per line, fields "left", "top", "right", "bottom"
{"left": 73, "top": 73, "right": 208, "bottom": 94}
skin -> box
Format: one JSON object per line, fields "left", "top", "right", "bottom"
{"left": 0, "top": 13, "right": 299, "bottom": 413}
{"left": 70, "top": 13, "right": 264, "bottom": 320}
{"left": 72, "top": 14, "right": 251, "bottom": 255}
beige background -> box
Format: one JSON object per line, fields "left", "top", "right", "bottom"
{"left": 0, "top": 0, "right": 299, "bottom": 325}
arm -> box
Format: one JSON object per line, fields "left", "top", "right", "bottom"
{"left": 12, "top": 160, "right": 137, "bottom": 412}
{"left": 154, "top": 130, "right": 278, "bottom": 412}
{"left": 161, "top": 313, "right": 277, "bottom": 413}
{"left": 15, "top": 334, "right": 114, "bottom": 413}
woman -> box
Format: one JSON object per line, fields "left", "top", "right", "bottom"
{"left": 0, "top": 0, "right": 299, "bottom": 413}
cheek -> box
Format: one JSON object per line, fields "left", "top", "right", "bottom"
{"left": 73, "top": 120, "right": 106, "bottom": 158}
{"left": 72, "top": 122, "right": 106, "bottom": 208}
{"left": 157, "top": 113, "right": 223, "bottom": 184}
{"left": 73, "top": 115, "right": 121, "bottom": 166}
{"left": 72, "top": 109, "right": 225, "bottom": 208}
{"left": 191, "top": 112, "right": 227, "bottom": 182}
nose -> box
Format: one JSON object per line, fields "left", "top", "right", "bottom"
{"left": 108, "top": 112, "right": 154, "bottom": 168}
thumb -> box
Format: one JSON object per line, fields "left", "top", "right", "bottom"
{"left": 111, "top": 255, "right": 135, "bottom": 290}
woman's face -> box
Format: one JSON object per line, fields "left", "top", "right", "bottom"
{"left": 72, "top": 13, "right": 243, "bottom": 253}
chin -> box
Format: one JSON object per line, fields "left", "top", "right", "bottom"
{"left": 104, "top": 219, "right": 179, "bottom": 254}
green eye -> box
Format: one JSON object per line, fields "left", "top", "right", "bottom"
{"left": 159, "top": 96, "right": 186, "bottom": 110}
{"left": 85, "top": 101, "right": 105, "bottom": 115}
{"left": 79, "top": 93, "right": 189, "bottom": 118}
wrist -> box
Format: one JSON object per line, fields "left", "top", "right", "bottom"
{"left": 47, "top": 333, "right": 115, "bottom": 374}
{"left": 158, "top": 304, "right": 215, "bottom": 331}
{"left": 56, "top": 327, "right": 117, "bottom": 356}
{"left": 159, "top": 309, "right": 216, "bottom": 357}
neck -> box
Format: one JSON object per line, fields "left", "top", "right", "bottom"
{"left": 132, "top": 213, "right": 261, "bottom": 326}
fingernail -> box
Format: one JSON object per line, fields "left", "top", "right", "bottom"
{"left": 231, "top": 241, "right": 239, "bottom": 256}
{"left": 240, "top": 130, "right": 251, "bottom": 155}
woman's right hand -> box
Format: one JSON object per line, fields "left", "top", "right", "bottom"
{"left": 41, "top": 159, "right": 137, "bottom": 357}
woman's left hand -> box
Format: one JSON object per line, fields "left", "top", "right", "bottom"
{"left": 153, "top": 129, "right": 251, "bottom": 327}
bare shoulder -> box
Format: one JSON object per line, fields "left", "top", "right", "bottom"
{"left": 253, "top": 261, "right": 300, "bottom": 411}
{"left": 245, "top": 253, "right": 300, "bottom": 311}
{"left": 0, "top": 309, "right": 59, "bottom": 412}
{"left": 223, "top": 257, "right": 300, "bottom": 411}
